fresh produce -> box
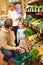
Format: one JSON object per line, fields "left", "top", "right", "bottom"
{"left": 37, "top": 22, "right": 43, "bottom": 30}
{"left": 0, "top": 21, "right": 4, "bottom": 26}
{"left": 37, "top": 45, "right": 43, "bottom": 56}
{"left": 23, "top": 28, "right": 32, "bottom": 36}
{"left": 30, "top": 49, "right": 39, "bottom": 63}
{"left": 31, "top": 19, "right": 41, "bottom": 27}
{"left": 23, "top": 28, "right": 32, "bottom": 43}
{"left": 40, "top": 57, "right": 43, "bottom": 63}
{"left": 40, "top": 0, "right": 43, "bottom": 1}
{"left": 30, "top": 4, "right": 38, "bottom": 9}
{"left": 24, "top": 15, "right": 33, "bottom": 23}
{"left": 39, "top": 5, "right": 42, "bottom": 8}
{"left": 29, "top": 33, "right": 39, "bottom": 41}
{"left": 26, "top": 4, "right": 43, "bottom": 10}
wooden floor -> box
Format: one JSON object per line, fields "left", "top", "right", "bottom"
{"left": 0, "top": 51, "right": 14, "bottom": 65}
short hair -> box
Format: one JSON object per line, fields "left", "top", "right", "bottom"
{"left": 18, "top": 21, "right": 24, "bottom": 26}
{"left": 8, "top": 2, "right": 14, "bottom": 7}
{"left": 4, "top": 19, "right": 13, "bottom": 28}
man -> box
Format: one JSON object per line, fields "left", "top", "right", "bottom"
{"left": 0, "top": 19, "right": 21, "bottom": 64}
{"left": 8, "top": 3, "right": 22, "bottom": 46}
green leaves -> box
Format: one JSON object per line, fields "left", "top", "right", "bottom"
{"left": 25, "top": 15, "right": 32, "bottom": 23}
{"left": 39, "top": 0, "right": 43, "bottom": 1}
{"left": 23, "top": 28, "right": 32, "bottom": 36}
{"left": 30, "top": 49, "right": 39, "bottom": 62}
{"left": 37, "top": 22, "right": 43, "bottom": 30}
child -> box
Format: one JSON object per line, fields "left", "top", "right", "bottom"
{"left": 17, "top": 21, "right": 25, "bottom": 43}
{"left": 17, "top": 22, "right": 29, "bottom": 53}
{"left": 14, "top": 3, "right": 22, "bottom": 14}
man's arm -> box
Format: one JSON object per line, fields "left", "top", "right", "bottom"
{"left": 0, "top": 33, "right": 21, "bottom": 50}
{"left": 10, "top": 31, "right": 16, "bottom": 46}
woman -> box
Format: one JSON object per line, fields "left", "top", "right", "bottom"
{"left": 8, "top": 3, "right": 22, "bottom": 46}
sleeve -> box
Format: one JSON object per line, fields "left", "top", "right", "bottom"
{"left": 10, "top": 31, "right": 16, "bottom": 46}
{"left": 12, "top": 13, "right": 21, "bottom": 20}
{"left": 11, "top": 31, "right": 15, "bottom": 41}
{"left": 0, "top": 33, "right": 16, "bottom": 50}
{"left": 8, "top": 10, "right": 20, "bottom": 20}
{"left": 8, "top": 11, "right": 12, "bottom": 19}
{"left": 17, "top": 30, "right": 20, "bottom": 42}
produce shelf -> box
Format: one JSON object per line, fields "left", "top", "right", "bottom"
{"left": 27, "top": 0, "right": 43, "bottom": 5}
{"left": 29, "top": 24, "right": 43, "bottom": 34}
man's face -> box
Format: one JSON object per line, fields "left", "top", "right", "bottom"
{"left": 9, "top": 4, "right": 14, "bottom": 11}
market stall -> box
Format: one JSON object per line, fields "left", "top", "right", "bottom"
{"left": 0, "top": 0, "right": 43, "bottom": 65}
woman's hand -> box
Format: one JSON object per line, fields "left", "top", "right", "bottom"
{"left": 18, "top": 14, "right": 22, "bottom": 19}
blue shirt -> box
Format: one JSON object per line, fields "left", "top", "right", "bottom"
{"left": 14, "top": 8, "right": 22, "bottom": 14}
{"left": 17, "top": 28, "right": 25, "bottom": 41}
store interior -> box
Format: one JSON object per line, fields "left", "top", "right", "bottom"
{"left": 0, "top": 0, "right": 43, "bottom": 65}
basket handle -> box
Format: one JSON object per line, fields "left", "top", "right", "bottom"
{"left": 20, "top": 46, "right": 28, "bottom": 57}
{"left": 20, "top": 46, "right": 26, "bottom": 52}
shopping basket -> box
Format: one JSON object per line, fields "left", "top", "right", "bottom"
{"left": 12, "top": 47, "right": 32, "bottom": 65}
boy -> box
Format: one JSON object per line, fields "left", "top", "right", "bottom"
{"left": 17, "top": 22, "right": 29, "bottom": 53}
{"left": 17, "top": 22, "right": 25, "bottom": 43}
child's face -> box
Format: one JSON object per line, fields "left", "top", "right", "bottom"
{"left": 15, "top": 3, "right": 21, "bottom": 9}
{"left": 18, "top": 22, "right": 23, "bottom": 28}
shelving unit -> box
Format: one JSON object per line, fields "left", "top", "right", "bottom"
{"left": 27, "top": 0, "right": 43, "bottom": 5}
{"left": 24, "top": 0, "right": 43, "bottom": 34}
{"left": 29, "top": 24, "right": 43, "bottom": 34}
{"left": 23, "top": 1, "right": 43, "bottom": 63}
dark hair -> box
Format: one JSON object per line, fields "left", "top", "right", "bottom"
{"left": 4, "top": 19, "right": 13, "bottom": 28}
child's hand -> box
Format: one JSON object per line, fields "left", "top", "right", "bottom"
{"left": 17, "top": 41, "right": 20, "bottom": 44}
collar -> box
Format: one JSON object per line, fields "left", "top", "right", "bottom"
{"left": 1, "top": 28, "right": 8, "bottom": 32}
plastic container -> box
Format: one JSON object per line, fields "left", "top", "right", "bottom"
{"left": 12, "top": 47, "right": 32, "bottom": 65}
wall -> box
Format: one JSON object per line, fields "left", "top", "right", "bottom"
{"left": 0, "top": 0, "right": 9, "bottom": 15}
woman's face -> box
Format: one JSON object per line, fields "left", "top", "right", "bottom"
{"left": 9, "top": 4, "right": 14, "bottom": 11}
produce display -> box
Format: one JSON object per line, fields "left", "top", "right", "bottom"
{"left": 31, "top": 19, "right": 41, "bottom": 27}
{"left": 24, "top": 0, "right": 43, "bottom": 64}
{"left": 24, "top": 15, "right": 33, "bottom": 23}
{"left": 23, "top": 28, "right": 32, "bottom": 36}
{"left": 30, "top": 19, "right": 43, "bottom": 31}
{"left": 30, "top": 49, "right": 39, "bottom": 62}
{"left": 26, "top": 4, "right": 43, "bottom": 12}
{"left": 37, "top": 22, "right": 43, "bottom": 30}
{"left": 0, "top": 21, "right": 4, "bottom": 26}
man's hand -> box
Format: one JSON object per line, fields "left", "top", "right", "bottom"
{"left": 16, "top": 46, "right": 21, "bottom": 50}
{"left": 13, "top": 43, "right": 16, "bottom": 46}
